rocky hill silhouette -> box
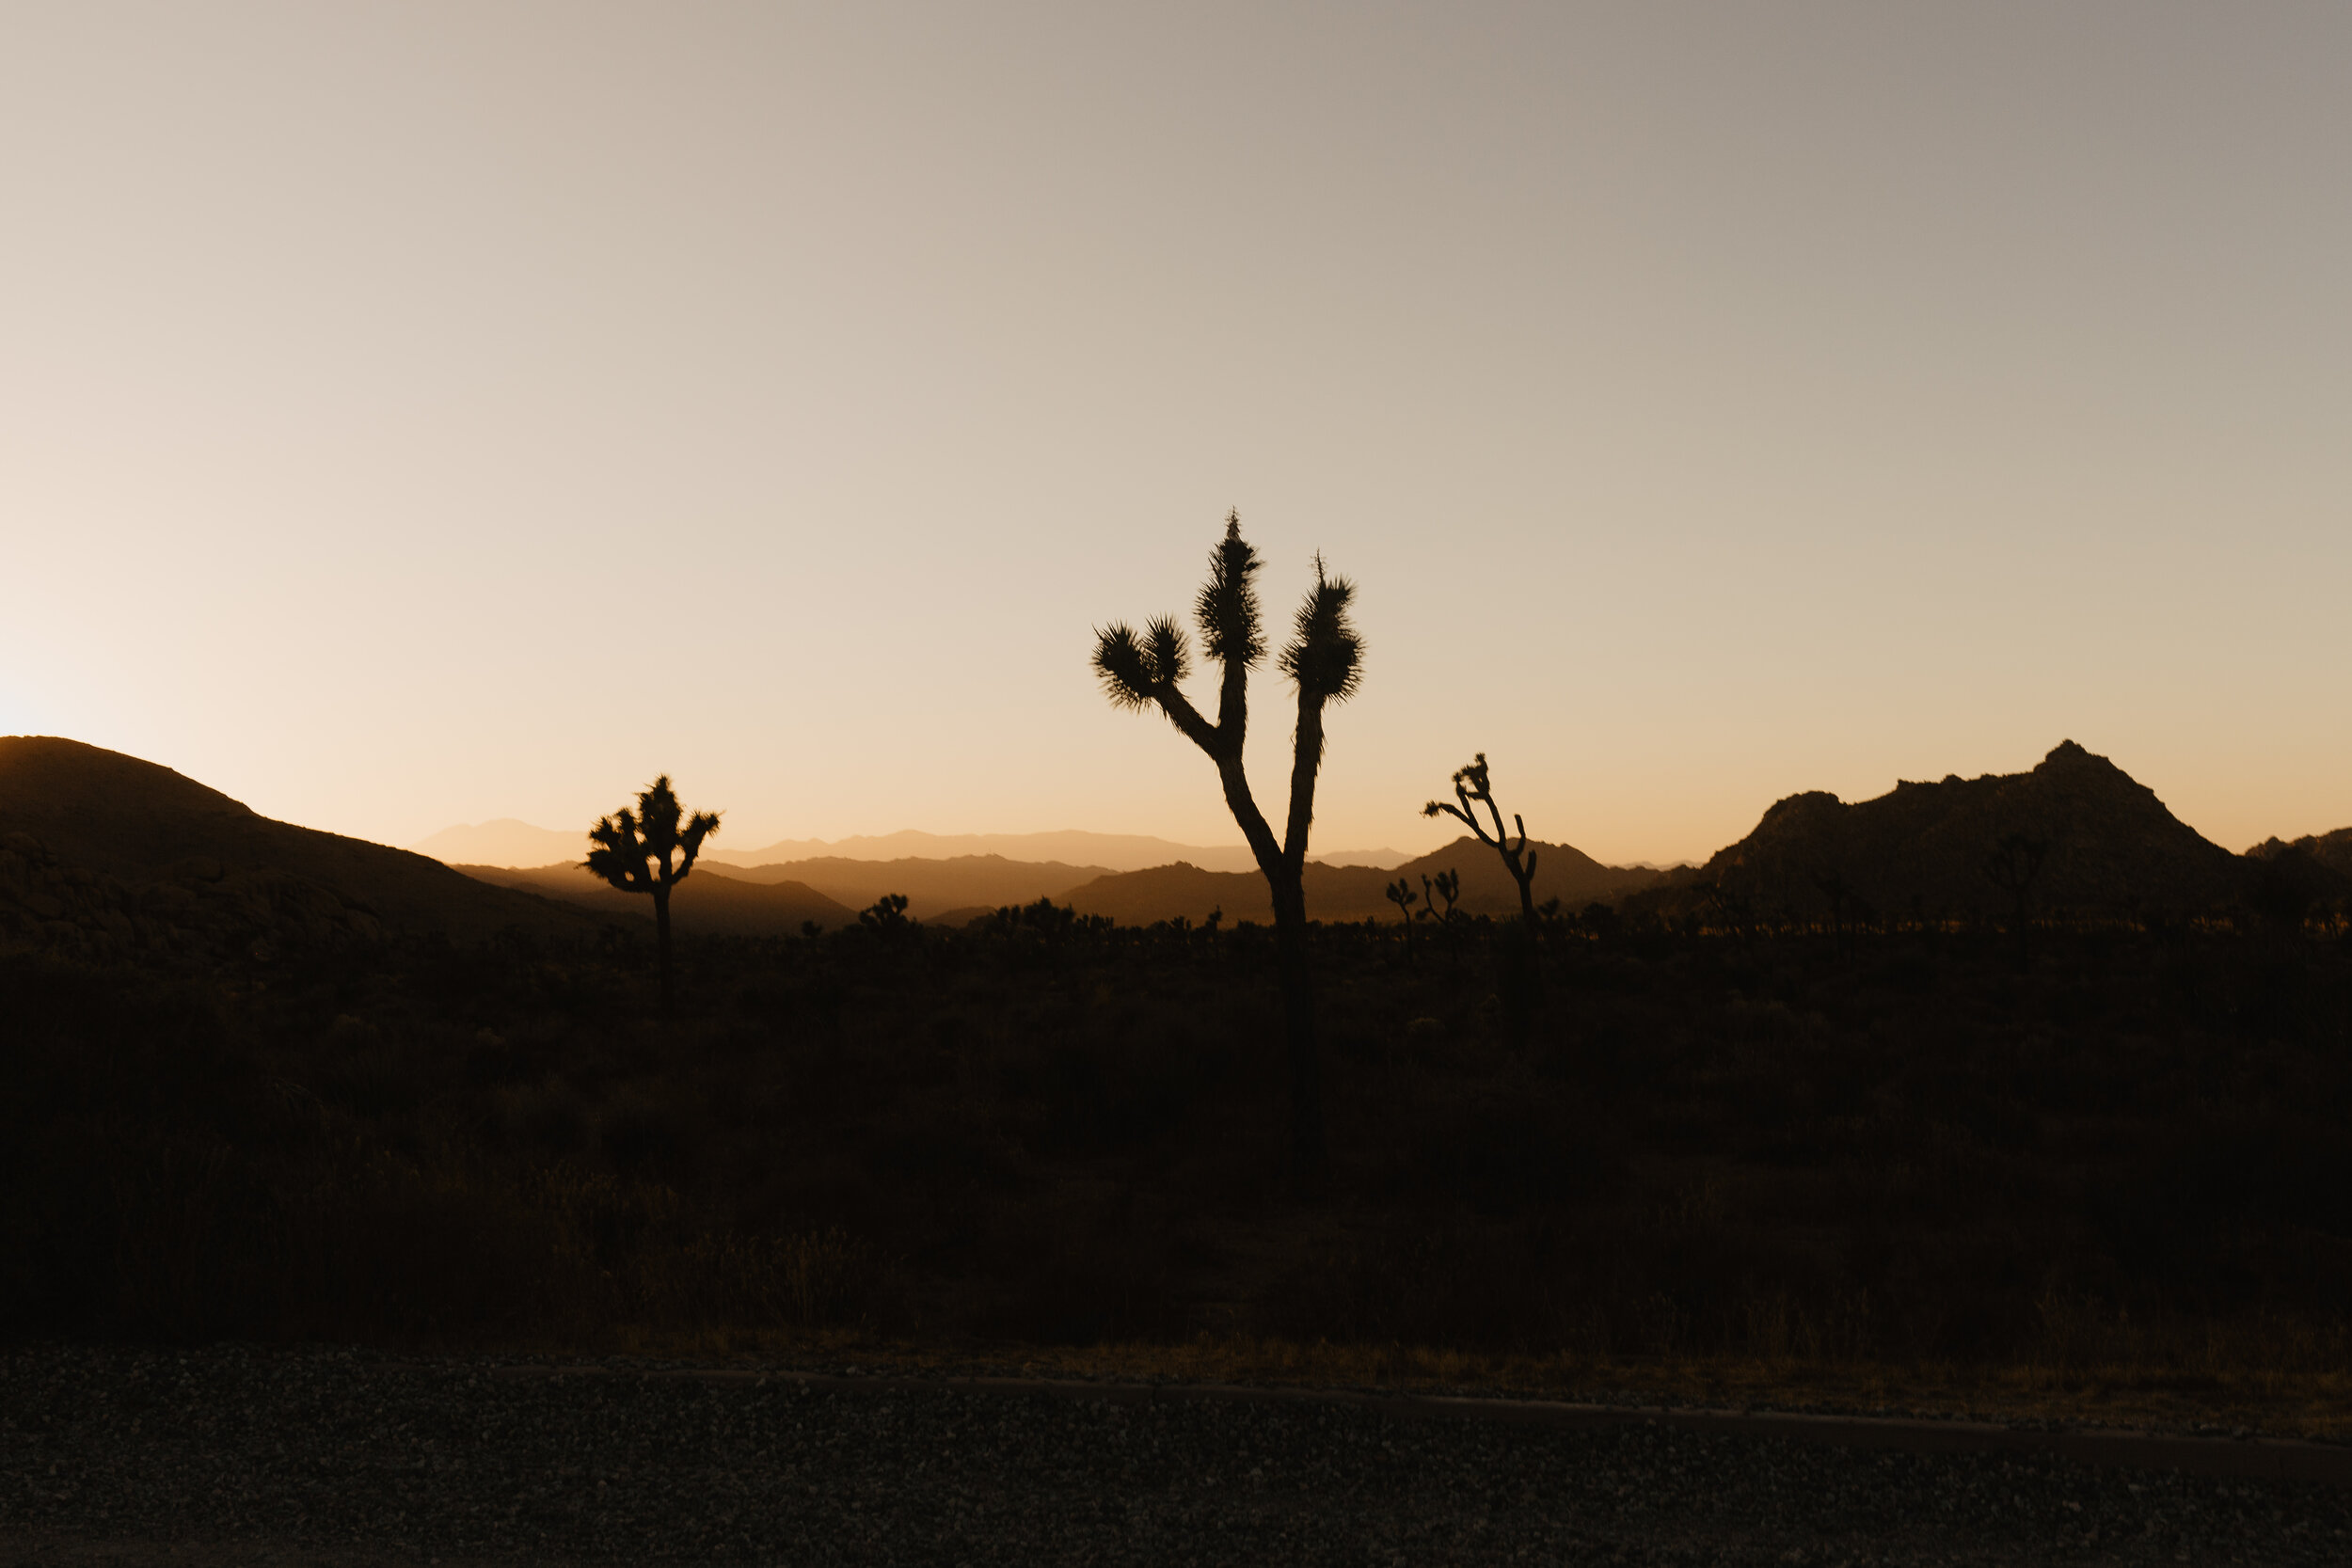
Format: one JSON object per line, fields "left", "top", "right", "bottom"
{"left": 2241, "top": 828, "right": 2352, "bottom": 925}
{"left": 2249, "top": 827, "right": 2352, "bottom": 879}
{"left": 0, "top": 736, "right": 606, "bottom": 961}
{"left": 1662, "top": 740, "right": 2246, "bottom": 923}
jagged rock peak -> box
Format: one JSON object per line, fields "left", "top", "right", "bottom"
{"left": 1758, "top": 790, "right": 1842, "bottom": 826}
{"left": 1684, "top": 740, "right": 2239, "bottom": 920}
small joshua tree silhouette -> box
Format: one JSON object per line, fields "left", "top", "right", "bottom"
{"left": 1092, "top": 511, "right": 1363, "bottom": 1179}
{"left": 586, "top": 775, "right": 720, "bottom": 1017}
{"left": 860, "top": 893, "right": 911, "bottom": 932}
{"left": 1422, "top": 868, "right": 1462, "bottom": 929}
{"left": 1423, "top": 752, "right": 1540, "bottom": 925}
{"left": 1383, "top": 877, "right": 1419, "bottom": 958}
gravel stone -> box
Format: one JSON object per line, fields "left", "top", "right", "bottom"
{"left": 5, "top": 1345, "right": 2348, "bottom": 1564}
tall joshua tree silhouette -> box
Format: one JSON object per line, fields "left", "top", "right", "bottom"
{"left": 585, "top": 774, "right": 721, "bottom": 1017}
{"left": 1093, "top": 512, "right": 1362, "bottom": 1178}
{"left": 1423, "top": 752, "right": 1540, "bottom": 925}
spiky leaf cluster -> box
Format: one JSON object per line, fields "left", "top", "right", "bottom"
{"left": 1091, "top": 614, "right": 1191, "bottom": 710}
{"left": 1194, "top": 511, "right": 1264, "bottom": 668}
{"left": 1279, "top": 556, "right": 1363, "bottom": 705}
{"left": 1423, "top": 752, "right": 1493, "bottom": 821}
{"left": 585, "top": 773, "right": 721, "bottom": 894}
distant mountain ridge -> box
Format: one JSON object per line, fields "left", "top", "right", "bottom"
{"left": 714, "top": 833, "right": 1408, "bottom": 874}
{"left": 705, "top": 830, "right": 1266, "bottom": 875}
{"left": 413, "top": 821, "right": 1281, "bottom": 874}
{"left": 409, "top": 818, "right": 585, "bottom": 869}
{"left": 466, "top": 834, "right": 1665, "bottom": 929}
{"left": 721, "top": 854, "right": 1117, "bottom": 922}
{"left": 456, "top": 854, "right": 1096, "bottom": 928}
{"left": 1061, "top": 837, "right": 1665, "bottom": 927}
{"left": 455, "top": 863, "right": 855, "bottom": 935}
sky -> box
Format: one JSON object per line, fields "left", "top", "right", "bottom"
{"left": 4, "top": 2, "right": 2346, "bottom": 865}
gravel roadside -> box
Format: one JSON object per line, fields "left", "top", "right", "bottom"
{"left": 5, "top": 1345, "right": 2347, "bottom": 1565}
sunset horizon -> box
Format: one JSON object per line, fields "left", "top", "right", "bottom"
{"left": 8, "top": 5, "right": 2346, "bottom": 869}
{"left": 8, "top": 7, "right": 2350, "bottom": 1556}
{"left": 4, "top": 721, "right": 2324, "bottom": 876}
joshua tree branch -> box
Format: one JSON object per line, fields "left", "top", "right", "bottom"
{"left": 1425, "top": 798, "right": 1486, "bottom": 843}
{"left": 1216, "top": 753, "right": 1285, "bottom": 876}
{"left": 1143, "top": 682, "right": 1280, "bottom": 870}
{"left": 1152, "top": 683, "right": 1224, "bottom": 760}
{"left": 1282, "top": 693, "right": 1326, "bottom": 879}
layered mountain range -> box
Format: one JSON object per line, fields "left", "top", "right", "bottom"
{"left": 5, "top": 736, "right": 2344, "bottom": 957}
{"left": 453, "top": 840, "right": 1653, "bottom": 930}
{"left": 412, "top": 820, "right": 1410, "bottom": 877}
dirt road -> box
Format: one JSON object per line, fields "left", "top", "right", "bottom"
{"left": 6, "top": 1346, "right": 2346, "bottom": 1564}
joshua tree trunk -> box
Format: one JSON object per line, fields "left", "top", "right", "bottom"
{"left": 652, "top": 882, "right": 675, "bottom": 1015}
{"left": 1270, "top": 880, "right": 1322, "bottom": 1163}
{"left": 1203, "top": 692, "right": 1328, "bottom": 1176}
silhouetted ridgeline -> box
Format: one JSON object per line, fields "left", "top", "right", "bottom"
{"left": 459, "top": 843, "right": 1660, "bottom": 931}
{"left": 707, "top": 830, "right": 1267, "bottom": 877}
{"left": 0, "top": 736, "right": 602, "bottom": 960}
{"left": 1628, "top": 740, "right": 2304, "bottom": 926}
{"left": 723, "top": 854, "right": 1119, "bottom": 923}
{"left": 412, "top": 822, "right": 1281, "bottom": 876}
{"left": 8, "top": 738, "right": 2345, "bottom": 961}
{"left": 2248, "top": 828, "right": 2352, "bottom": 886}
{"left": 459, "top": 862, "right": 856, "bottom": 935}
{"left": 1062, "top": 840, "right": 1663, "bottom": 927}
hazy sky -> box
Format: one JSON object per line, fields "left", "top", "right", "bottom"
{"left": 6, "top": 3, "right": 2346, "bottom": 863}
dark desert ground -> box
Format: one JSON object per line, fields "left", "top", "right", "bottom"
{"left": 6, "top": 731, "right": 2351, "bottom": 1562}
